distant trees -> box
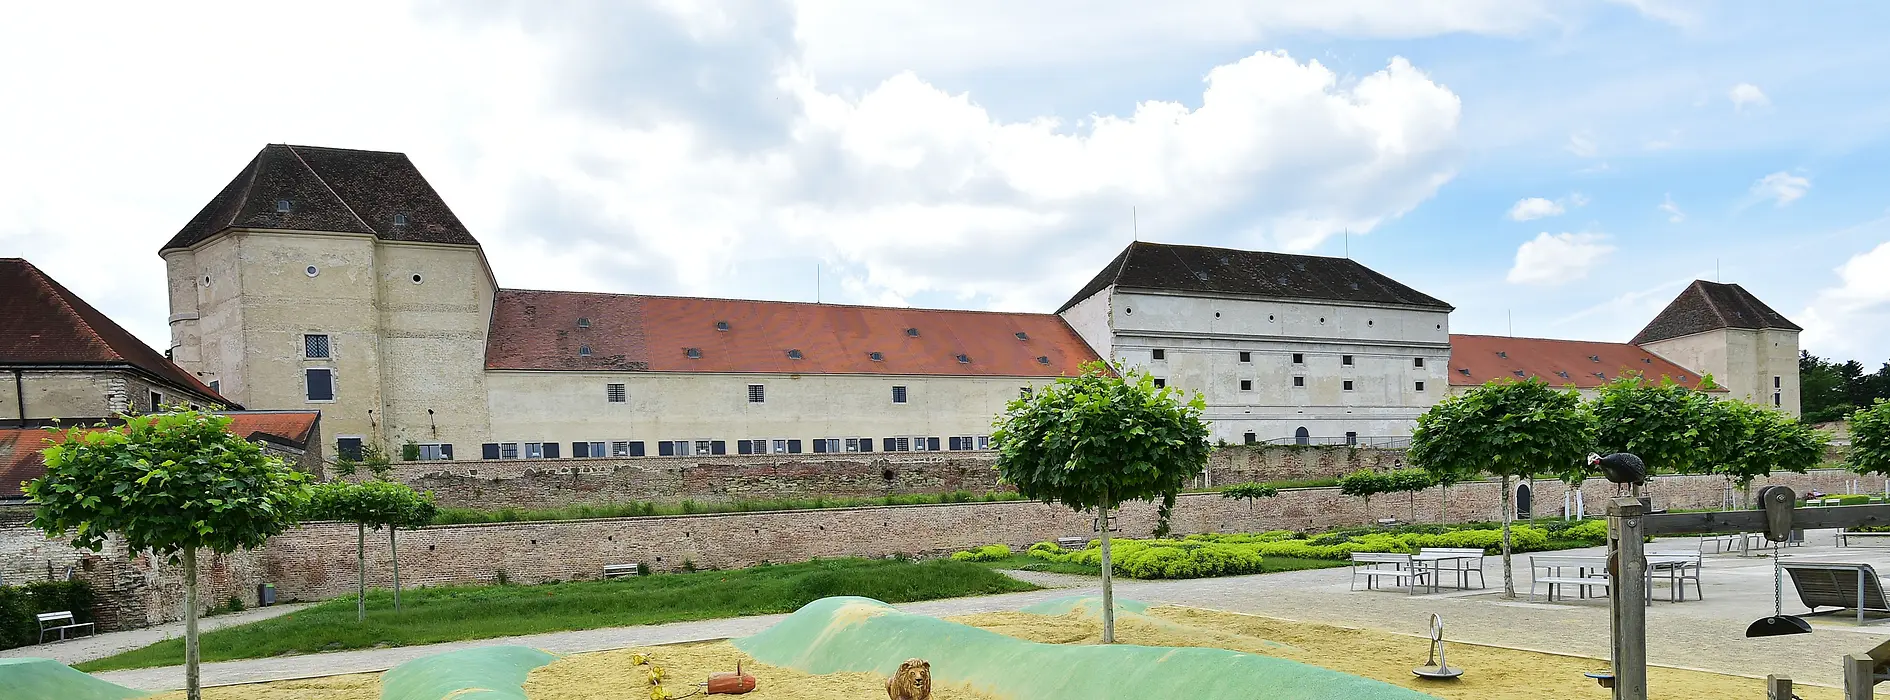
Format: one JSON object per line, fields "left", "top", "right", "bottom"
{"left": 1800, "top": 351, "right": 1890, "bottom": 424}
{"left": 309, "top": 480, "right": 438, "bottom": 619}
{"left": 1219, "top": 483, "right": 1278, "bottom": 512}
{"left": 1849, "top": 399, "right": 1890, "bottom": 478}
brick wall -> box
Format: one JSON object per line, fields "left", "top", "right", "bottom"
{"left": 261, "top": 469, "right": 1858, "bottom": 601}
{"left": 1199, "top": 445, "right": 1404, "bottom": 486}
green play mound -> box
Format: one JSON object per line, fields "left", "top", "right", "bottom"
{"left": 378, "top": 645, "right": 558, "bottom": 700}
{"left": 734, "top": 596, "right": 1439, "bottom": 699}
{"left": 0, "top": 657, "right": 149, "bottom": 700}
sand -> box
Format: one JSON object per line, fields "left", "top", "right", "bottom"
{"left": 522, "top": 641, "right": 1001, "bottom": 700}
{"left": 147, "top": 673, "right": 380, "bottom": 700}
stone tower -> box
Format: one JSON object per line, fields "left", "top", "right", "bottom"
{"left": 1631, "top": 280, "right": 1801, "bottom": 416}
{"left": 160, "top": 144, "right": 496, "bottom": 456}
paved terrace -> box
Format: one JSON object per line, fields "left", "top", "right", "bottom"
{"left": 9, "top": 528, "right": 1886, "bottom": 691}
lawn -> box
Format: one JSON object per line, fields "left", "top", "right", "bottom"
{"left": 969, "top": 553, "right": 1346, "bottom": 577}
{"left": 77, "top": 558, "right": 1035, "bottom": 672}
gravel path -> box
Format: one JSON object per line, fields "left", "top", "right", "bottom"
{"left": 0, "top": 603, "right": 312, "bottom": 665}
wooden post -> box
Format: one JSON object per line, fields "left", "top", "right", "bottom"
{"left": 1766, "top": 675, "right": 1791, "bottom": 700}
{"left": 1845, "top": 654, "right": 1874, "bottom": 700}
{"left": 1098, "top": 503, "right": 1114, "bottom": 644}
{"left": 1608, "top": 496, "right": 1648, "bottom": 700}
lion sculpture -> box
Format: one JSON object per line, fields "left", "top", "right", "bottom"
{"left": 886, "top": 658, "right": 931, "bottom": 700}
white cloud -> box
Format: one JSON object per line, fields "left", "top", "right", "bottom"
{"left": 1567, "top": 192, "right": 1590, "bottom": 207}
{"left": 1801, "top": 241, "right": 1890, "bottom": 358}
{"left": 1507, "top": 197, "right": 1564, "bottom": 221}
{"left": 1506, "top": 232, "right": 1616, "bottom": 285}
{"left": 1749, "top": 171, "right": 1811, "bottom": 207}
{"left": 1729, "top": 83, "right": 1770, "bottom": 111}
{"left": 1566, "top": 132, "right": 1598, "bottom": 158}
{"left": 1659, "top": 194, "right": 1685, "bottom": 223}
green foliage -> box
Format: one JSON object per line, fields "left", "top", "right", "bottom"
{"left": 1218, "top": 482, "right": 1278, "bottom": 508}
{"left": 1850, "top": 399, "right": 1890, "bottom": 477}
{"left": 308, "top": 480, "right": 437, "bottom": 529}
{"left": 0, "top": 580, "right": 95, "bottom": 651}
{"left": 78, "top": 558, "right": 1035, "bottom": 671}
{"left": 1408, "top": 378, "right": 1594, "bottom": 484}
{"left": 1384, "top": 468, "right": 1437, "bottom": 494}
{"left": 400, "top": 440, "right": 421, "bottom": 462}
{"left": 949, "top": 544, "right": 1013, "bottom": 562}
{"left": 1712, "top": 400, "right": 1824, "bottom": 488}
{"left": 26, "top": 411, "right": 311, "bottom": 561}
{"left": 1801, "top": 351, "right": 1877, "bottom": 424}
{"left": 430, "top": 491, "right": 1024, "bottom": 525}
{"left": 1022, "top": 523, "right": 1606, "bottom": 579}
{"left": 1590, "top": 373, "right": 1720, "bottom": 476}
{"left": 991, "top": 361, "right": 1211, "bottom": 517}
{"left": 1337, "top": 469, "right": 1391, "bottom": 500}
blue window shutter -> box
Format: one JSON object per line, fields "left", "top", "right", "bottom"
{"left": 544, "top": 442, "right": 560, "bottom": 458}
{"left": 788, "top": 439, "right": 802, "bottom": 454}
{"left": 659, "top": 441, "right": 674, "bottom": 457}
{"left": 630, "top": 441, "right": 646, "bottom": 457}
{"left": 859, "top": 438, "right": 873, "bottom": 453}
{"left": 813, "top": 440, "right": 827, "bottom": 453}
{"left": 882, "top": 437, "right": 895, "bottom": 452}
{"left": 306, "top": 369, "right": 334, "bottom": 401}
{"left": 481, "top": 443, "right": 500, "bottom": 460}
{"left": 572, "top": 442, "right": 589, "bottom": 458}
{"left": 441, "top": 444, "right": 454, "bottom": 460}
{"left": 711, "top": 441, "right": 727, "bottom": 455}
{"left": 927, "top": 437, "right": 941, "bottom": 451}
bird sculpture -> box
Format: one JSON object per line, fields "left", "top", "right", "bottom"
{"left": 1588, "top": 452, "right": 1646, "bottom": 485}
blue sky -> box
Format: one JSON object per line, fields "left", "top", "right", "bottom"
{"left": 5, "top": 1, "right": 1890, "bottom": 361}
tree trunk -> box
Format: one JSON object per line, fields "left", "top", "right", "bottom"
{"left": 1099, "top": 500, "right": 1115, "bottom": 644}
{"left": 357, "top": 523, "right": 366, "bottom": 622}
{"left": 1408, "top": 491, "right": 1416, "bottom": 523}
{"left": 182, "top": 548, "right": 202, "bottom": 700}
{"left": 390, "top": 527, "right": 402, "bottom": 612}
{"left": 1500, "top": 474, "right": 1516, "bottom": 599}
{"left": 1439, "top": 484, "right": 1449, "bottom": 522}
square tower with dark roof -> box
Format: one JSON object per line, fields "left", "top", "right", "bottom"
{"left": 1630, "top": 280, "right": 1801, "bottom": 416}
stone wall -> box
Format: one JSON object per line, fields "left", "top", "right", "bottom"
{"left": 262, "top": 469, "right": 1856, "bottom": 601}
{"left": 1199, "top": 445, "right": 1404, "bottom": 487}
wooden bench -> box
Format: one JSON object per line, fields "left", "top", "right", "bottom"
{"left": 1785, "top": 562, "right": 1890, "bottom": 626}
{"left": 36, "top": 611, "right": 94, "bottom": 644}
{"left": 1838, "top": 530, "right": 1890, "bottom": 547}
{"left": 1350, "top": 553, "right": 1430, "bottom": 594}
{"left": 602, "top": 564, "right": 639, "bottom": 578}
{"left": 1529, "top": 555, "right": 1609, "bottom": 603}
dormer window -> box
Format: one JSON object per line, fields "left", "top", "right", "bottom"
{"left": 685, "top": 348, "right": 702, "bottom": 359}
{"left": 392, "top": 213, "right": 409, "bottom": 228}
{"left": 715, "top": 321, "right": 729, "bottom": 332}
{"left": 579, "top": 345, "right": 591, "bottom": 357}
{"left": 786, "top": 349, "right": 803, "bottom": 360}
{"left": 869, "top": 352, "right": 884, "bottom": 362}
{"left": 1014, "top": 332, "right": 1029, "bottom": 341}
{"left": 1496, "top": 351, "right": 1507, "bottom": 358}
{"left": 906, "top": 328, "right": 920, "bottom": 337}
{"left": 1589, "top": 355, "right": 1601, "bottom": 362}
{"left": 1036, "top": 356, "right": 1050, "bottom": 364}
{"left": 276, "top": 199, "right": 292, "bottom": 213}
{"left": 955, "top": 354, "right": 971, "bottom": 364}
{"left": 577, "top": 317, "right": 590, "bottom": 328}
{"left": 1458, "top": 368, "right": 1471, "bottom": 376}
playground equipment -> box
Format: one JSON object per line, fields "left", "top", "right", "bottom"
{"left": 1745, "top": 486, "right": 1813, "bottom": 638}
{"left": 1411, "top": 613, "right": 1463, "bottom": 680}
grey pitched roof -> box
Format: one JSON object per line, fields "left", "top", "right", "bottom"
{"left": 161, "top": 144, "right": 477, "bottom": 252}
{"left": 1630, "top": 280, "right": 1802, "bottom": 345}
{"left": 1057, "top": 241, "right": 1452, "bottom": 312}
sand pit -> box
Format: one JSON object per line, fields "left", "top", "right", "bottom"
{"left": 147, "top": 673, "right": 379, "bottom": 700}
{"left": 946, "top": 606, "right": 1839, "bottom": 700}
{"left": 523, "top": 641, "right": 1001, "bottom": 700}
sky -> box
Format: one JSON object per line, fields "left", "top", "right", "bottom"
{"left": 5, "top": 1, "right": 1890, "bottom": 363}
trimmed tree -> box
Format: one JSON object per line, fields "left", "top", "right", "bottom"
{"left": 1220, "top": 482, "right": 1279, "bottom": 513}
{"left": 1338, "top": 469, "right": 1391, "bottom": 521}
{"left": 1407, "top": 378, "right": 1593, "bottom": 598}
{"left": 1590, "top": 373, "right": 1719, "bottom": 476}
{"left": 1712, "top": 400, "right": 1823, "bottom": 503}
{"left": 1383, "top": 468, "right": 1438, "bottom": 522}
{"left": 1850, "top": 399, "right": 1890, "bottom": 479}
{"left": 25, "top": 410, "right": 309, "bottom": 700}
{"left": 309, "top": 480, "right": 437, "bottom": 619}
{"left": 991, "top": 361, "right": 1210, "bottom": 643}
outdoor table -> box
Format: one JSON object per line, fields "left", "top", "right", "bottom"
{"left": 1544, "top": 554, "right": 1697, "bottom": 604}
{"left": 1645, "top": 553, "right": 1701, "bottom": 603}
{"left": 1411, "top": 552, "right": 1483, "bottom": 593}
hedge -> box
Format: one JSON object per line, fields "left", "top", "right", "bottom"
{"left": 949, "top": 544, "right": 1012, "bottom": 562}
{"left": 0, "top": 580, "right": 95, "bottom": 651}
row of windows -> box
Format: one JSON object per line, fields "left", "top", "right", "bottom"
{"left": 1153, "top": 349, "right": 1428, "bottom": 368}
{"left": 445, "top": 435, "right": 996, "bottom": 460}
{"left": 1160, "top": 377, "right": 1426, "bottom": 392}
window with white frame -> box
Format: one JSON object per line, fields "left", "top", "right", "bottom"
{"left": 304, "top": 334, "right": 331, "bottom": 359}
{"left": 607, "top": 383, "right": 626, "bottom": 403}
{"left": 884, "top": 437, "right": 910, "bottom": 452}
{"left": 891, "top": 385, "right": 908, "bottom": 403}
{"left": 812, "top": 438, "right": 840, "bottom": 453}
{"left": 977, "top": 435, "right": 990, "bottom": 450}
{"left": 845, "top": 438, "right": 863, "bottom": 453}
{"left": 572, "top": 441, "right": 606, "bottom": 458}
{"left": 499, "top": 442, "right": 520, "bottom": 459}
{"left": 747, "top": 384, "right": 765, "bottom": 403}
{"left": 524, "top": 442, "right": 546, "bottom": 459}
{"left": 695, "top": 439, "right": 713, "bottom": 455}
{"left": 416, "top": 443, "right": 452, "bottom": 460}
{"left": 611, "top": 441, "right": 632, "bottom": 457}
{"left": 658, "top": 440, "right": 691, "bottom": 456}
{"left": 1341, "top": 354, "right": 1354, "bottom": 366}
{"left": 1343, "top": 380, "right": 1355, "bottom": 391}
{"left": 1415, "top": 381, "right": 1426, "bottom": 392}
{"left": 771, "top": 439, "right": 788, "bottom": 454}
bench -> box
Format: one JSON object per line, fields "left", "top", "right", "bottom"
{"left": 1785, "top": 562, "right": 1890, "bottom": 626}
{"left": 602, "top": 564, "right": 639, "bottom": 578}
{"left": 1350, "top": 553, "right": 1430, "bottom": 594}
{"left": 1417, "top": 548, "right": 1487, "bottom": 590}
{"left": 1529, "top": 555, "right": 1609, "bottom": 603}
{"left": 1838, "top": 530, "right": 1890, "bottom": 547}
{"left": 1698, "top": 534, "right": 1738, "bottom": 554}
{"left": 36, "top": 611, "right": 94, "bottom": 644}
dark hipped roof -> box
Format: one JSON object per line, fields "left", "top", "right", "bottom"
{"left": 0, "top": 411, "right": 318, "bottom": 498}
{"left": 1058, "top": 241, "right": 1452, "bottom": 313}
{"left": 161, "top": 144, "right": 477, "bottom": 252}
{"left": 485, "top": 290, "right": 1100, "bottom": 377}
{"left": 1448, "top": 334, "right": 1722, "bottom": 392}
{"left": 0, "top": 259, "right": 226, "bottom": 403}
{"left": 1630, "top": 280, "right": 1802, "bottom": 345}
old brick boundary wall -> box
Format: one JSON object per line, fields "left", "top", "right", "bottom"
{"left": 1, "top": 507, "right": 264, "bottom": 632}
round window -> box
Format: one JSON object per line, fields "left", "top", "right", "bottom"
{"left": 411, "top": 273, "right": 423, "bottom": 284}
{"left": 305, "top": 266, "right": 319, "bottom": 278}
{"left": 203, "top": 275, "right": 212, "bottom": 285}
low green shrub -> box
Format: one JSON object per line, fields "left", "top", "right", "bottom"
{"left": 949, "top": 544, "right": 1013, "bottom": 562}
{"left": 0, "top": 580, "right": 95, "bottom": 651}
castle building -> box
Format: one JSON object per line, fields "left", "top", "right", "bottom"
{"left": 156, "top": 144, "right": 1802, "bottom": 461}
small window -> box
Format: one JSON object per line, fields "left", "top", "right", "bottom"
{"left": 978, "top": 435, "right": 990, "bottom": 450}
{"left": 1343, "top": 380, "right": 1355, "bottom": 391}
{"left": 524, "top": 442, "right": 545, "bottom": 459}
{"left": 209, "top": 380, "right": 220, "bottom": 393}
{"left": 1414, "top": 357, "right": 1425, "bottom": 368}
{"left": 411, "top": 273, "right": 423, "bottom": 285}
{"left": 499, "top": 442, "right": 520, "bottom": 459}
{"left": 858, "top": 437, "right": 874, "bottom": 453}
{"left": 417, "top": 444, "right": 451, "bottom": 460}
{"left": 949, "top": 436, "right": 964, "bottom": 451}
{"left": 710, "top": 440, "right": 727, "bottom": 455}
{"left": 304, "top": 266, "right": 318, "bottom": 278}
{"left": 1015, "top": 332, "right": 1029, "bottom": 341}
{"left": 1240, "top": 379, "right": 1252, "bottom": 391}
{"left": 737, "top": 439, "right": 757, "bottom": 455}
{"left": 955, "top": 353, "right": 971, "bottom": 364}
{"left": 304, "top": 334, "right": 331, "bottom": 359}
{"left": 1556, "top": 371, "right": 1570, "bottom": 379}
{"left": 339, "top": 437, "right": 365, "bottom": 461}
{"left": 1774, "top": 376, "right": 1782, "bottom": 389}
{"left": 611, "top": 441, "right": 632, "bottom": 457}
{"left": 870, "top": 352, "right": 884, "bottom": 362}
{"left": 149, "top": 391, "right": 163, "bottom": 411}
{"left": 392, "top": 213, "right": 409, "bottom": 228}
{"left": 628, "top": 441, "right": 646, "bottom": 457}
{"left": 1239, "top": 351, "right": 1251, "bottom": 363}
{"left": 1345, "top": 431, "right": 1358, "bottom": 446}
{"left": 1019, "top": 387, "right": 1033, "bottom": 399}
{"left": 1516, "top": 370, "right": 1528, "bottom": 377}
{"left": 579, "top": 345, "right": 592, "bottom": 357}
{"left": 748, "top": 384, "right": 765, "bottom": 403}
{"left": 906, "top": 328, "right": 920, "bottom": 337}
{"left": 1774, "top": 393, "right": 1782, "bottom": 406}
{"left": 607, "top": 383, "right": 626, "bottom": 403}
{"left": 771, "top": 439, "right": 787, "bottom": 454}
{"left": 716, "top": 321, "right": 729, "bottom": 331}
{"left": 685, "top": 347, "right": 702, "bottom": 359}
{"left": 1459, "top": 368, "right": 1471, "bottom": 376}
{"left": 1154, "top": 378, "right": 1166, "bottom": 388}
{"left": 1152, "top": 349, "right": 1166, "bottom": 361}
{"left": 572, "top": 441, "right": 591, "bottom": 458}
{"left": 1293, "top": 376, "right": 1305, "bottom": 387}
{"left": 1498, "top": 351, "right": 1509, "bottom": 359}
{"left": 306, "top": 368, "right": 335, "bottom": 401}
{"left": 577, "top": 317, "right": 591, "bottom": 328}
{"left": 1036, "top": 356, "right": 1049, "bottom": 364}
{"left": 845, "top": 438, "right": 862, "bottom": 453}
{"left": 276, "top": 199, "right": 292, "bottom": 213}
{"left": 1589, "top": 355, "right": 1601, "bottom": 362}
{"left": 786, "top": 349, "right": 803, "bottom": 360}
{"left": 1243, "top": 432, "right": 1257, "bottom": 445}
{"left": 481, "top": 443, "right": 499, "bottom": 460}
{"left": 1292, "top": 353, "right": 1304, "bottom": 364}
{"left": 926, "top": 437, "right": 940, "bottom": 452}
{"left": 1341, "top": 355, "right": 1354, "bottom": 366}
{"left": 892, "top": 386, "right": 908, "bottom": 403}
{"left": 696, "top": 439, "right": 713, "bottom": 455}
{"left": 1415, "top": 381, "right": 1426, "bottom": 391}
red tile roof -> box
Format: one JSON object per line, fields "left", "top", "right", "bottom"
{"left": 1447, "top": 334, "right": 1722, "bottom": 391}
{"left": 485, "top": 290, "right": 1101, "bottom": 377}
{"left": 0, "top": 259, "right": 228, "bottom": 404}
{"left": 0, "top": 411, "right": 318, "bottom": 498}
